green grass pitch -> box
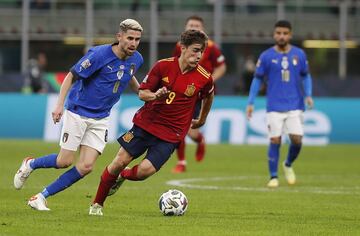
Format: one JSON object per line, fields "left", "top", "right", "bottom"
{"left": 1, "top": 140, "right": 359, "bottom": 236}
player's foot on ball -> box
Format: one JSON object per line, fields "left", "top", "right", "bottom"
{"left": 28, "top": 193, "right": 50, "bottom": 211}
{"left": 195, "top": 136, "right": 205, "bottom": 162}
{"left": 107, "top": 167, "right": 129, "bottom": 196}
{"left": 172, "top": 164, "right": 186, "bottom": 173}
{"left": 283, "top": 162, "right": 296, "bottom": 185}
{"left": 89, "top": 203, "right": 103, "bottom": 216}
{"left": 14, "top": 157, "right": 34, "bottom": 190}
{"left": 267, "top": 177, "right": 279, "bottom": 188}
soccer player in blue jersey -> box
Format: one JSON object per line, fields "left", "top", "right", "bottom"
{"left": 246, "top": 20, "right": 314, "bottom": 188}
{"left": 13, "top": 19, "right": 144, "bottom": 210}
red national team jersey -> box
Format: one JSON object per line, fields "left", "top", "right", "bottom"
{"left": 173, "top": 39, "right": 225, "bottom": 74}
{"left": 133, "top": 57, "right": 214, "bottom": 143}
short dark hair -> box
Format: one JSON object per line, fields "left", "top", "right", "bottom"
{"left": 185, "top": 15, "right": 204, "bottom": 25}
{"left": 274, "top": 20, "right": 292, "bottom": 31}
{"left": 180, "top": 30, "right": 208, "bottom": 49}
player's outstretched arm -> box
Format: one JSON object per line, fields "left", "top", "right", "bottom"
{"left": 52, "top": 72, "right": 74, "bottom": 124}
{"left": 191, "top": 91, "right": 214, "bottom": 129}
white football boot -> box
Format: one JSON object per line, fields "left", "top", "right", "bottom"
{"left": 14, "top": 157, "right": 34, "bottom": 189}
{"left": 267, "top": 178, "right": 279, "bottom": 188}
{"left": 283, "top": 162, "right": 296, "bottom": 185}
{"left": 89, "top": 203, "right": 103, "bottom": 216}
{"left": 28, "top": 193, "right": 50, "bottom": 211}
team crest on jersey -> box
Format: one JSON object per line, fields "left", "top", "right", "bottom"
{"left": 80, "top": 59, "right": 91, "bottom": 70}
{"left": 184, "top": 83, "right": 196, "bottom": 97}
{"left": 62, "top": 133, "right": 69, "bottom": 143}
{"left": 130, "top": 63, "right": 136, "bottom": 76}
{"left": 162, "top": 77, "right": 169, "bottom": 83}
{"left": 281, "top": 56, "right": 289, "bottom": 70}
{"left": 117, "top": 65, "right": 125, "bottom": 80}
{"left": 292, "top": 56, "right": 298, "bottom": 66}
{"left": 122, "top": 131, "right": 134, "bottom": 143}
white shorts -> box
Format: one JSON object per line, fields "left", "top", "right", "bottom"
{"left": 266, "top": 110, "right": 304, "bottom": 138}
{"left": 59, "top": 110, "right": 109, "bottom": 153}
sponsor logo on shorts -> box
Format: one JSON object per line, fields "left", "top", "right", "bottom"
{"left": 122, "top": 131, "right": 134, "bottom": 143}
{"left": 62, "top": 133, "right": 69, "bottom": 143}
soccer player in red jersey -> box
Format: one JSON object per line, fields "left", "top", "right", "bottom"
{"left": 89, "top": 30, "right": 214, "bottom": 216}
{"left": 172, "top": 15, "right": 226, "bottom": 173}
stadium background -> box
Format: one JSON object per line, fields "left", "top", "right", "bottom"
{"left": 0, "top": 0, "right": 359, "bottom": 142}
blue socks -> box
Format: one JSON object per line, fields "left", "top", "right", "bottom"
{"left": 30, "top": 153, "right": 58, "bottom": 169}
{"left": 42, "top": 167, "right": 83, "bottom": 198}
{"left": 268, "top": 143, "right": 280, "bottom": 178}
{"left": 285, "top": 143, "right": 302, "bottom": 167}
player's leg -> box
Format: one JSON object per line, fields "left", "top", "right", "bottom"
{"left": 172, "top": 138, "right": 186, "bottom": 173}
{"left": 266, "top": 112, "right": 285, "bottom": 188}
{"left": 283, "top": 110, "right": 304, "bottom": 185}
{"left": 13, "top": 110, "right": 82, "bottom": 190}
{"left": 27, "top": 148, "right": 77, "bottom": 211}
{"left": 188, "top": 127, "right": 206, "bottom": 162}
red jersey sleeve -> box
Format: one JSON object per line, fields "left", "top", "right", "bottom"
{"left": 139, "top": 62, "right": 162, "bottom": 92}
{"left": 210, "top": 42, "right": 226, "bottom": 68}
{"left": 200, "top": 76, "right": 215, "bottom": 99}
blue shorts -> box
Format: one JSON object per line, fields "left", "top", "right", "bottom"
{"left": 117, "top": 125, "right": 178, "bottom": 171}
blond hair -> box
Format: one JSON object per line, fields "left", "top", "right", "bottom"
{"left": 119, "top": 19, "right": 143, "bottom": 32}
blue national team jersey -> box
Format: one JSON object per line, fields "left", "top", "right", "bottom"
{"left": 66, "top": 44, "right": 143, "bottom": 118}
{"left": 255, "top": 45, "right": 309, "bottom": 112}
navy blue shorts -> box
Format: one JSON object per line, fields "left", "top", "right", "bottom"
{"left": 117, "top": 125, "right": 178, "bottom": 171}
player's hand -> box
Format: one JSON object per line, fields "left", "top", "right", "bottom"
{"left": 191, "top": 119, "right": 205, "bottom": 129}
{"left": 52, "top": 105, "right": 64, "bottom": 124}
{"left": 305, "top": 96, "right": 314, "bottom": 110}
{"left": 246, "top": 105, "right": 254, "bottom": 120}
{"left": 155, "top": 86, "right": 169, "bottom": 100}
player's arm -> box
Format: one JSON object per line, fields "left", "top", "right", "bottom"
{"left": 52, "top": 72, "right": 75, "bottom": 124}
{"left": 138, "top": 86, "right": 169, "bottom": 102}
{"left": 302, "top": 73, "right": 314, "bottom": 109}
{"left": 246, "top": 77, "right": 262, "bottom": 120}
{"left": 129, "top": 76, "right": 140, "bottom": 93}
{"left": 191, "top": 90, "right": 214, "bottom": 129}
{"left": 212, "top": 63, "right": 226, "bottom": 83}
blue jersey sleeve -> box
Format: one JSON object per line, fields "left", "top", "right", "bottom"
{"left": 247, "top": 77, "right": 262, "bottom": 105}
{"left": 70, "top": 47, "right": 104, "bottom": 80}
{"left": 302, "top": 73, "right": 312, "bottom": 97}
{"left": 299, "top": 49, "right": 309, "bottom": 76}
{"left": 254, "top": 52, "right": 267, "bottom": 78}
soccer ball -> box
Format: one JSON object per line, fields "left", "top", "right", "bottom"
{"left": 158, "top": 189, "right": 188, "bottom": 216}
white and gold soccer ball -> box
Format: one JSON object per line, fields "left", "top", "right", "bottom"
{"left": 158, "top": 189, "right": 188, "bottom": 216}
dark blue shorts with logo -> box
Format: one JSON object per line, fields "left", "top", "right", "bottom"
{"left": 117, "top": 125, "right": 178, "bottom": 171}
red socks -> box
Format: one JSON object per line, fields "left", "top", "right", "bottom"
{"left": 176, "top": 139, "right": 186, "bottom": 161}
{"left": 121, "top": 165, "right": 141, "bottom": 181}
{"left": 93, "top": 167, "right": 117, "bottom": 206}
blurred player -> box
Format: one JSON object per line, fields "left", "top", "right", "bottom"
{"left": 89, "top": 29, "right": 214, "bottom": 216}
{"left": 246, "top": 20, "right": 314, "bottom": 188}
{"left": 13, "top": 19, "right": 144, "bottom": 210}
{"left": 172, "top": 15, "right": 226, "bottom": 173}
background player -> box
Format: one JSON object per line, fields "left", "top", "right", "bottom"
{"left": 13, "top": 19, "right": 144, "bottom": 210}
{"left": 246, "top": 20, "right": 314, "bottom": 188}
{"left": 172, "top": 15, "right": 226, "bottom": 173}
{"left": 89, "top": 29, "right": 214, "bottom": 216}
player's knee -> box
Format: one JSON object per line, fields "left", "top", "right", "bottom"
{"left": 270, "top": 137, "right": 281, "bottom": 144}
{"left": 76, "top": 162, "right": 94, "bottom": 176}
